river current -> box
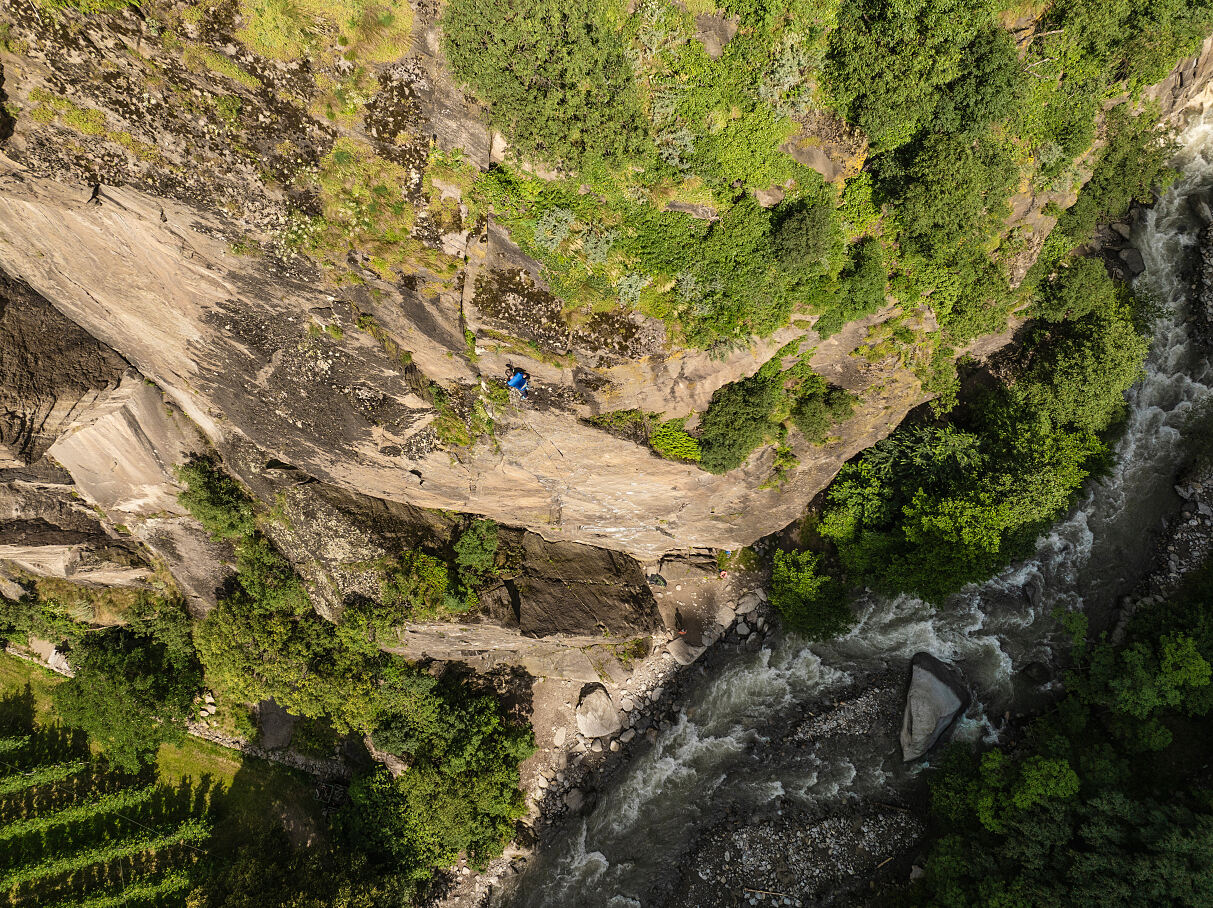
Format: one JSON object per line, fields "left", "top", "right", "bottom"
{"left": 502, "top": 106, "right": 1213, "bottom": 908}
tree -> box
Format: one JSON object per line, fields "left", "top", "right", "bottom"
{"left": 441, "top": 0, "right": 648, "bottom": 168}
{"left": 772, "top": 197, "right": 843, "bottom": 279}
{"left": 769, "top": 549, "right": 852, "bottom": 640}
{"left": 1035, "top": 257, "right": 1118, "bottom": 322}
{"left": 54, "top": 613, "right": 200, "bottom": 772}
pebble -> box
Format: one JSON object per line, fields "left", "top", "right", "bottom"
{"left": 737, "top": 621, "right": 751, "bottom": 636}
{"left": 620, "top": 728, "right": 636, "bottom": 744}
{"left": 590, "top": 740, "right": 603, "bottom": 753}
{"left": 609, "top": 740, "right": 620, "bottom": 752}
{"left": 553, "top": 727, "right": 567, "bottom": 747}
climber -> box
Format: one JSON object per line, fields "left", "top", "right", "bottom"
{"left": 506, "top": 364, "right": 530, "bottom": 399}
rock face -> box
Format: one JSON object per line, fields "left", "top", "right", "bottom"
{"left": 0, "top": 268, "right": 127, "bottom": 467}
{"left": 575, "top": 685, "right": 621, "bottom": 738}
{"left": 899, "top": 653, "right": 971, "bottom": 762}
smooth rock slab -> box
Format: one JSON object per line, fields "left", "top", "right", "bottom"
{"left": 899, "top": 653, "right": 970, "bottom": 762}
{"left": 576, "top": 685, "right": 621, "bottom": 738}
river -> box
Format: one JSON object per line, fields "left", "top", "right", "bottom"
{"left": 500, "top": 105, "right": 1213, "bottom": 908}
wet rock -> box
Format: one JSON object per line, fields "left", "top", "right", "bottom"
{"left": 736, "top": 621, "right": 751, "bottom": 637}
{"left": 564, "top": 788, "right": 585, "bottom": 812}
{"left": 899, "top": 653, "right": 970, "bottom": 762}
{"left": 1119, "top": 248, "right": 1145, "bottom": 275}
{"left": 1021, "top": 660, "right": 1052, "bottom": 686}
{"left": 576, "top": 684, "right": 621, "bottom": 738}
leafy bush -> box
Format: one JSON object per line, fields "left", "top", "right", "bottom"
{"left": 379, "top": 551, "right": 452, "bottom": 622}
{"left": 350, "top": 660, "right": 534, "bottom": 877}
{"left": 814, "top": 237, "right": 887, "bottom": 338}
{"left": 770, "top": 549, "right": 853, "bottom": 640}
{"left": 1054, "top": 106, "right": 1178, "bottom": 248}
{"left": 893, "top": 132, "right": 1019, "bottom": 256}
{"left": 772, "top": 197, "right": 843, "bottom": 279}
{"left": 176, "top": 457, "right": 256, "bottom": 542}
{"left": 649, "top": 418, "right": 702, "bottom": 462}
{"left": 1034, "top": 257, "right": 1117, "bottom": 322}
{"left": 697, "top": 368, "right": 784, "bottom": 474}
{"left": 824, "top": 0, "right": 999, "bottom": 148}
{"left": 454, "top": 519, "right": 499, "bottom": 590}
{"left": 792, "top": 386, "right": 855, "bottom": 444}
{"left": 442, "top": 0, "right": 647, "bottom": 168}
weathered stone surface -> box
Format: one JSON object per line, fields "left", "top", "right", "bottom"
{"left": 900, "top": 653, "right": 971, "bottom": 762}
{"left": 575, "top": 685, "right": 621, "bottom": 738}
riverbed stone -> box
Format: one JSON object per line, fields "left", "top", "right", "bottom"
{"left": 576, "top": 685, "right": 622, "bottom": 738}
{"left": 900, "top": 653, "right": 971, "bottom": 762}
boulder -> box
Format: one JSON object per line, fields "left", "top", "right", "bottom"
{"left": 668, "top": 638, "right": 706, "bottom": 665}
{"left": 899, "top": 653, "right": 970, "bottom": 762}
{"left": 736, "top": 592, "right": 761, "bottom": 615}
{"left": 576, "top": 684, "right": 621, "bottom": 738}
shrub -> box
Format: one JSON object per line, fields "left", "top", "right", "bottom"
{"left": 792, "top": 387, "right": 855, "bottom": 444}
{"left": 824, "top": 0, "right": 999, "bottom": 148}
{"left": 54, "top": 606, "right": 201, "bottom": 771}
{"left": 894, "top": 132, "right": 1019, "bottom": 255}
{"left": 814, "top": 237, "right": 887, "bottom": 338}
{"left": 649, "top": 418, "right": 702, "bottom": 462}
{"left": 176, "top": 457, "right": 256, "bottom": 541}
{"left": 697, "top": 369, "right": 783, "bottom": 474}
{"left": 772, "top": 197, "right": 843, "bottom": 279}
{"left": 1055, "top": 105, "right": 1177, "bottom": 246}
{"left": 380, "top": 552, "right": 451, "bottom": 620}
{"left": 770, "top": 549, "right": 852, "bottom": 640}
{"left": 454, "top": 519, "right": 499, "bottom": 590}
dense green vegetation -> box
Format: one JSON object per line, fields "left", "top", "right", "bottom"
{"left": 696, "top": 349, "right": 854, "bottom": 474}
{"left": 53, "top": 596, "right": 201, "bottom": 772}
{"left": 815, "top": 282, "right": 1147, "bottom": 602}
{"left": 444, "top": 0, "right": 1209, "bottom": 357}
{"left": 0, "top": 455, "right": 535, "bottom": 905}
{"left": 174, "top": 457, "right": 534, "bottom": 896}
{"left": 769, "top": 549, "right": 852, "bottom": 640}
{"left": 916, "top": 555, "right": 1213, "bottom": 904}
{"left": 442, "top": 0, "right": 646, "bottom": 168}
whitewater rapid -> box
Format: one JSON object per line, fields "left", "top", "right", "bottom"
{"left": 502, "top": 106, "right": 1213, "bottom": 908}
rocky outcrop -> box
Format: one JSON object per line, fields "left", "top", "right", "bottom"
{"left": 0, "top": 268, "right": 127, "bottom": 467}
{"left": 899, "top": 653, "right": 970, "bottom": 762}
{"left": 0, "top": 480, "right": 148, "bottom": 586}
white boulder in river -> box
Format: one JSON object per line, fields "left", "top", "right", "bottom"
{"left": 576, "top": 685, "right": 622, "bottom": 738}
{"left": 900, "top": 653, "right": 971, "bottom": 762}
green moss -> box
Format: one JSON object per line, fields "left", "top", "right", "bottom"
{"left": 182, "top": 45, "right": 262, "bottom": 90}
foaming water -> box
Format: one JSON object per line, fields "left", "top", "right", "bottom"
{"left": 503, "top": 108, "right": 1213, "bottom": 908}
